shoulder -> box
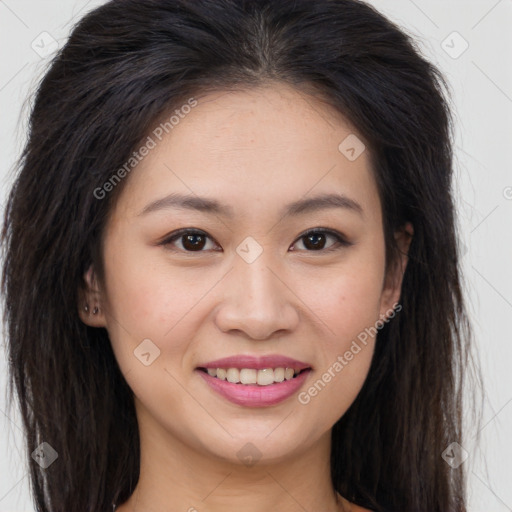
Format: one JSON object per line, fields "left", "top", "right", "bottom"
{"left": 350, "top": 505, "right": 373, "bottom": 512}
{"left": 338, "top": 494, "right": 374, "bottom": 512}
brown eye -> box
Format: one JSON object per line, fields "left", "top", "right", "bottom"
{"left": 181, "top": 233, "right": 207, "bottom": 251}
{"left": 303, "top": 232, "right": 328, "bottom": 250}
{"left": 291, "top": 229, "right": 351, "bottom": 252}
{"left": 160, "top": 229, "right": 218, "bottom": 252}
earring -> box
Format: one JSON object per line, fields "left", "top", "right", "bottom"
{"left": 84, "top": 304, "right": 89, "bottom": 313}
{"left": 92, "top": 306, "right": 99, "bottom": 315}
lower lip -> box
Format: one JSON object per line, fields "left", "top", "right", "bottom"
{"left": 197, "top": 369, "right": 311, "bottom": 407}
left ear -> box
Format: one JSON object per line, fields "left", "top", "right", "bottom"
{"left": 379, "top": 222, "right": 414, "bottom": 319}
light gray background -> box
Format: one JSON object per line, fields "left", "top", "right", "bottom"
{"left": 0, "top": 1, "right": 511, "bottom": 510}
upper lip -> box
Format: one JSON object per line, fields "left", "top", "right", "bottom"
{"left": 197, "top": 354, "right": 312, "bottom": 372}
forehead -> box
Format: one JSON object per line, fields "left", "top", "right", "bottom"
{"left": 111, "top": 83, "right": 380, "bottom": 225}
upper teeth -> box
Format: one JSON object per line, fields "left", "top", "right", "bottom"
{"left": 206, "top": 367, "right": 300, "bottom": 385}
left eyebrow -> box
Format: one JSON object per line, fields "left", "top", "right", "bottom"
{"left": 282, "top": 193, "right": 364, "bottom": 218}
{"left": 138, "top": 192, "right": 364, "bottom": 219}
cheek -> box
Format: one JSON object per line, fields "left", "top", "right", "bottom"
{"left": 301, "top": 249, "right": 385, "bottom": 399}
{"left": 100, "top": 251, "right": 191, "bottom": 402}
{"left": 102, "top": 239, "right": 182, "bottom": 331}
{"left": 299, "top": 270, "right": 383, "bottom": 422}
{"left": 312, "top": 255, "right": 385, "bottom": 344}
{"left": 101, "top": 240, "right": 215, "bottom": 377}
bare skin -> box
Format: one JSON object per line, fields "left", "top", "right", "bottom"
{"left": 80, "top": 83, "right": 412, "bottom": 512}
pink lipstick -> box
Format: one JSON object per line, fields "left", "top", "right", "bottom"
{"left": 196, "top": 354, "right": 312, "bottom": 407}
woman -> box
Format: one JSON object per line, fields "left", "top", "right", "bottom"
{"left": 1, "top": 0, "right": 480, "bottom": 511}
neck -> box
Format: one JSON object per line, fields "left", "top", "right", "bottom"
{"left": 116, "top": 404, "right": 343, "bottom": 512}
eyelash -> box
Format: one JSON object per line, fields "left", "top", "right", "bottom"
{"left": 159, "top": 228, "right": 352, "bottom": 254}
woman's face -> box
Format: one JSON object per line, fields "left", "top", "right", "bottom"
{"left": 83, "top": 83, "right": 409, "bottom": 465}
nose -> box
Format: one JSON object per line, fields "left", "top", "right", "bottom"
{"left": 214, "top": 254, "right": 300, "bottom": 340}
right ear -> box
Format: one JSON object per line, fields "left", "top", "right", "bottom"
{"left": 78, "top": 265, "right": 107, "bottom": 327}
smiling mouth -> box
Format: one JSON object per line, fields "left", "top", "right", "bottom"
{"left": 197, "top": 367, "right": 310, "bottom": 386}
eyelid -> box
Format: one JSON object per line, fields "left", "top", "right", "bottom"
{"left": 158, "top": 227, "right": 352, "bottom": 253}
{"left": 158, "top": 228, "right": 220, "bottom": 251}
{"left": 291, "top": 228, "right": 353, "bottom": 252}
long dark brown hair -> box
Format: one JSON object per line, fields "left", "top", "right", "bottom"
{"left": 1, "top": 1, "right": 481, "bottom": 511}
